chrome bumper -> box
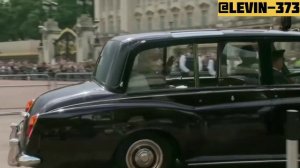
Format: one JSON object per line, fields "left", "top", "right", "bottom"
{"left": 8, "top": 123, "right": 40, "bottom": 167}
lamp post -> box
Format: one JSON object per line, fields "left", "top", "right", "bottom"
{"left": 42, "top": 0, "right": 58, "bottom": 19}
{"left": 77, "top": 0, "right": 93, "bottom": 15}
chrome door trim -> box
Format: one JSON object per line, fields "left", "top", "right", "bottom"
{"left": 188, "top": 159, "right": 287, "bottom": 166}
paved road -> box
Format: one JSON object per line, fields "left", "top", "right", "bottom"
{"left": 0, "top": 80, "right": 78, "bottom": 114}
{"left": 0, "top": 115, "right": 22, "bottom": 168}
{"left": 0, "top": 80, "right": 77, "bottom": 168}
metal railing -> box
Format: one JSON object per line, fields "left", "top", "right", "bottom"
{"left": 0, "top": 74, "right": 51, "bottom": 90}
{"left": 0, "top": 73, "right": 93, "bottom": 114}
{"left": 54, "top": 72, "right": 92, "bottom": 88}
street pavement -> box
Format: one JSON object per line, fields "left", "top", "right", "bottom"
{"left": 0, "top": 79, "right": 77, "bottom": 168}
{"left": 0, "top": 80, "right": 78, "bottom": 114}
{"left": 0, "top": 115, "right": 22, "bottom": 168}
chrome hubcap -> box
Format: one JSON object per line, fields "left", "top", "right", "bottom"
{"left": 135, "top": 148, "right": 154, "bottom": 167}
{"left": 126, "top": 139, "right": 163, "bottom": 168}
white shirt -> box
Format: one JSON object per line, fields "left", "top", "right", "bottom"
{"left": 179, "top": 54, "right": 208, "bottom": 74}
{"left": 179, "top": 54, "right": 191, "bottom": 73}
{"left": 207, "top": 59, "right": 216, "bottom": 76}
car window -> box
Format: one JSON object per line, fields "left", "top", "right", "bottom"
{"left": 127, "top": 48, "right": 166, "bottom": 92}
{"left": 272, "top": 41, "right": 300, "bottom": 85}
{"left": 127, "top": 45, "right": 198, "bottom": 93}
{"left": 127, "top": 43, "right": 219, "bottom": 93}
{"left": 196, "top": 43, "right": 218, "bottom": 77}
{"left": 220, "top": 42, "right": 260, "bottom": 86}
{"left": 167, "top": 44, "right": 197, "bottom": 89}
{"left": 94, "top": 40, "right": 120, "bottom": 85}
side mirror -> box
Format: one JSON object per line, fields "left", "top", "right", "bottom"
{"left": 281, "top": 17, "right": 291, "bottom": 31}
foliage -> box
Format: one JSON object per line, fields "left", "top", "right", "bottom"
{"left": 0, "top": 0, "right": 93, "bottom": 42}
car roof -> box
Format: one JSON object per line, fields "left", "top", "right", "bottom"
{"left": 112, "top": 29, "right": 300, "bottom": 43}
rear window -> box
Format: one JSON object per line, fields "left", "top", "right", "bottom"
{"left": 94, "top": 40, "right": 120, "bottom": 85}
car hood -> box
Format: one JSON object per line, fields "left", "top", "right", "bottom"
{"left": 30, "top": 81, "right": 114, "bottom": 115}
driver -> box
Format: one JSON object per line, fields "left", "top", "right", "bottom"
{"left": 272, "top": 49, "right": 290, "bottom": 84}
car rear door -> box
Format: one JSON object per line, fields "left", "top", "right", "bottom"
{"left": 187, "top": 40, "right": 282, "bottom": 165}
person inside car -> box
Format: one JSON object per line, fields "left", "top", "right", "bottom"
{"left": 179, "top": 45, "right": 194, "bottom": 77}
{"left": 128, "top": 48, "right": 165, "bottom": 92}
{"left": 272, "top": 49, "right": 290, "bottom": 84}
{"left": 233, "top": 45, "right": 259, "bottom": 84}
{"left": 235, "top": 45, "right": 258, "bottom": 74}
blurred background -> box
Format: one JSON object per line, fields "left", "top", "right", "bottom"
{"left": 0, "top": 0, "right": 299, "bottom": 76}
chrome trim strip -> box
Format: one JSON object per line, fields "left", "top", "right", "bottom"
{"left": 171, "top": 31, "right": 224, "bottom": 38}
{"left": 188, "top": 159, "right": 288, "bottom": 166}
{"left": 20, "top": 111, "right": 29, "bottom": 118}
{"left": 45, "top": 87, "right": 270, "bottom": 115}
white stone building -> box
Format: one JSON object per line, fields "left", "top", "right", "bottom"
{"left": 93, "top": 0, "right": 300, "bottom": 37}
{"left": 94, "top": 0, "right": 219, "bottom": 36}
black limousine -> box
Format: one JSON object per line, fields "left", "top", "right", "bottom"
{"left": 8, "top": 29, "right": 300, "bottom": 168}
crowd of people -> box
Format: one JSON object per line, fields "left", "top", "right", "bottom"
{"left": 0, "top": 59, "right": 96, "bottom": 80}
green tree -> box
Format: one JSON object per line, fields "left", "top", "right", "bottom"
{"left": 0, "top": 0, "right": 93, "bottom": 42}
{"left": 0, "top": 0, "right": 16, "bottom": 41}
{"left": 55, "top": 0, "right": 79, "bottom": 29}
{"left": 55, "top": 0, "right": 93, "bottom": 29}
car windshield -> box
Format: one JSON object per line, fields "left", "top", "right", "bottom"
{"left": 94, "top": 40, "right": 120, "bottom": 85}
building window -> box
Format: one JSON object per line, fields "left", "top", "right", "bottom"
{"left": 187, "top": 12, "right": 193, "bottom": 27}
{"left": 137, "top": 0, "right": 141, "bottom": 7}
{"left": 117, "top": 18, "right": 121, "bottom": 32}
{"left": 167, "top": 0, "right": 171, "bottom": 6}
{"left": 101, "top": 20, "right": 106, "bottom": 34}
{"left": 200, "top": 3, "right": 209, "bottom": 27}
{"left": 148, "top": 17, "right": 153, "bottom": 31}
{"left": 160, "top": 15, "right": 165, "bottom": 30}
{"left": 173, "top": 14, "right": 178, "bottom": 29}
{"left": 109, "top": 19, "right": 114, "bottom": 33}
{"left": 116, "top": 0, "right": 120, "bottom": 9}
{"left": 108, "top": 0, "right": 113, "bottom": 10}
{"left": 136, "top": 18, "right": 141, "bottom": 32}
{"left": 101, "top": 0, "right": 105, "bottom": 11}
{"left": 201, "top": 10, "right": 208, "bottom": 27}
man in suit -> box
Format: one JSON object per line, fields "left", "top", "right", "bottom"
{"left": 272, "top": 49, "right": 290, "bottom": 84}
{"left": 179, "top": 45, "right": 194, "bottom": 77}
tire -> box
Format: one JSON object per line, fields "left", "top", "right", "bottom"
{"left": 114, "top": 134, "right": 175, "bottom": 168}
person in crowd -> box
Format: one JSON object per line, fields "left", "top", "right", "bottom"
{"left": 0, "top": 61, "right": 6, "bottom": 74}
{"left": 0, "top": 58, "right": 96, "bottom": 81}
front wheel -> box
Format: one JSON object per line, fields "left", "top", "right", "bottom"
{"left": 114, "top": 135, "right": 175, "bottom": 168}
